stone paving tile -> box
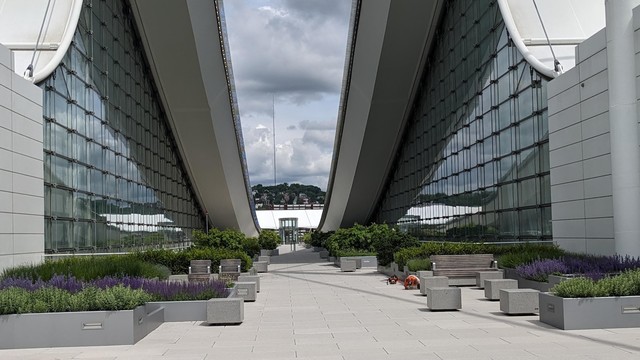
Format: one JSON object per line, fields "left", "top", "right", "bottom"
{"left": 4, "top": 246, "right": 640, "bottom": 359}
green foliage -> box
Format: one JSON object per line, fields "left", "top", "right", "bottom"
{"left": 258, "top": 230, "right": 280, "bottom": 250}
{"left": 369, "top": 223, "right": 420, "bottom": 266}
{"left": 496, "top": 245, "right": 566, "bottom": 268}
{"left": 0, "top": 285, "right": 152, "bottom": 315}
{"left": 131, "top": 248, "right": 252, "bottom": 274}
{"left": 192, "top": 229, "right": 245, "bottom": 251}
{"left": 407, "top": 258, "right": 432, "bottom": 272}
{"left": 552, "top": 269, "right": 640, "bottom": 298}
{"left": 308, "top": 230, "right": 333, "bottom": 248}
{"left": 393, "top": 242, "right": 564, "bottom": 269}
{"left": 0, "top": 256, "right": 168, "bottom": 282}
{"left": 252, "top": 183, "right": 325, "bottom": 206}
{"left": 334, "top": 249, "right": 376, "bottom": 257}
{"left": 325, "top": 224, "right": 373, "bottom": 256}
{"left": 242, "top": 237, "right": 261, "bottom": 258}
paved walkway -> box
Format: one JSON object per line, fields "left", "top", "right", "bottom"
{"left": 2, "top": 246, "right": 640, "bottom": 359}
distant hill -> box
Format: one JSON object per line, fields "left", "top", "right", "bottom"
{"left": 252, "top": 183, "right": 325, "bottom": 208}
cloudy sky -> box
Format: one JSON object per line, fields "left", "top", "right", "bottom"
{"left": 222, "top": 0, "right": 352, "bottom": 190}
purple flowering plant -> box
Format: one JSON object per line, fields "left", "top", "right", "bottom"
{"left": 0, "top": 275, "right": 229, "bottom": 301}
{"left": 516, "top": 254, "right": 640, "bottom": 282}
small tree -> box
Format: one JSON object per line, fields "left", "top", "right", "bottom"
{"left": 258, "top": 230, "right": 280, "bottom": 250}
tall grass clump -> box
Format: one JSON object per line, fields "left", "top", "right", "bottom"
{"left": 0, "top": 256, "right": 168, "bottom": 282}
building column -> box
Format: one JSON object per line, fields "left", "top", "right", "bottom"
{"left": 606, "top": 0, "right": 640, "bottom": 256}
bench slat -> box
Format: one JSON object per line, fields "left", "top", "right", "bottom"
{"left": 431, "top": 254, "right": 497, "bottom": 278}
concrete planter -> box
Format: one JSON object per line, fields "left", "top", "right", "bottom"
{"left": 207, "top": 297, "right": 244, "bottom": 324}
{"left": 539, "top": 292, "right": 640, "bottom": 330}
{"left": 260, "top": 249, "right": 279, "bottom": 256}
{"left": 238, "top": 274, "right": 260, "bottom": 292}
{"left": 146, "top": 300, "right": 206, "bottom": 322}
{"left": 503, "top": 268, "right": 552, "bottom": 292}
{"left": 0, "top": 305, "right": 162, "bottom": 349}
{"left": 253, "top": 261, "right": 268, "bottom": 273}
{"left": 340, "top": 256, "right": 378, "bottom": 268}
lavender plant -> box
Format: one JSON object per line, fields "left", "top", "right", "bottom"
{"left": 516, "top": 259, "right": 568, "bottom": 282}
{"left": 0, "top": 275, "right": 229, "bottom": 301}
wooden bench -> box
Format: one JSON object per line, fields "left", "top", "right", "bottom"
{"left": 430, "top": 254, "right": 498, "bottom": 286}
{"left": 188, "top": 260, "right": 211, "bottom": 282}
{"left": 219, "top": 259, "right": 241, "bottom": 282}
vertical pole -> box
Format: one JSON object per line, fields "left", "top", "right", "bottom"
{"left": 273, "top": 93, "right": 277, "bottom": 187}
{"left": 606, "top": 0, "right": 640, "bottom": 256}
{"left": 205, "top": 210, "right": 209, "bottom": 233}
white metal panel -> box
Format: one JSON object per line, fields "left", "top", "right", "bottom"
{"left": 500, "top": 0, "right": 605, "bottom": 76}
{"left": 0, "top": 0, "right": 83, "bottom": 82}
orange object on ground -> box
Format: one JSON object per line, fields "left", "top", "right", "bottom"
{"left": 404, "top": 275, "right": 420, "bottom": 289}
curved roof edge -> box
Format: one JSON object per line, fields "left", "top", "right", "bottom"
{"left": 127, "top": 0, "right": 260, "bottom": 236}
{"left": 319, "top": 0, "right": 443, "bottom": 232}
{"left": 0, "top": 0, "right": 83, "bottom": 82}
{"left": 498, "top": 0, "right": 605, "bottom": 78}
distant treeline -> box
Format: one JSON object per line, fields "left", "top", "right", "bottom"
{"left": 252, "top": 183, "right": 325, "bottom": 206}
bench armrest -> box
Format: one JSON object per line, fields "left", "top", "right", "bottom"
{"left": 207, "top": 265, "right": 211, "bottom": 274}
{"left": 491, "top": 260, "right": 498, "bottom": 269}
{"left": 218, "top": 265, "right": 222, "bottom": 273}
{"left": 431, "top": 262, "right": 436, "bottom": 271}
{"left": 188, "top": 266, "right": 192, "bottom": 274}
{"left": 236, "top": 265, "right": 241, "bottom": 272}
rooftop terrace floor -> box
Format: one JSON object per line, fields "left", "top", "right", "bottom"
{"left": 1, "top": 246, "right": 639, "bottom": 359}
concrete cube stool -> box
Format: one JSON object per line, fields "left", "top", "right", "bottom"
{"left": 258, "top": 255, "right": 270, "bottom": 265}
{"left": 475, "top": 271, "right": 503, "bottom": 289}
{"left": 319, "top": 250, "right": 329, "bottom": 259}
{"left": 426, "top": 287, "right": 461, "bottom": 310}
{"left": 500, "top": 288, "right": 539, "bottom": 314}
{"left": 416, "top": 271, "right": 433, "bottom": 278}
{"left": 207, "top": 298, "right": 244, "bottom": 324}
{"left": 341, "top": 259, "right": 357, "bottom": 272}
{"left": 484, "top": 279, "right": 518, "bottom": 300}
{"left": 420, "top": 276, "right": 449, "bottom": 295}
{"left": 253, "top": 261, "right": 268, "bottom": 273}
{"left": 238, "top": 274, "right": 260, "bottom": 292}
{"left": 235, "top": 281, "right": 257, "bottom": 302}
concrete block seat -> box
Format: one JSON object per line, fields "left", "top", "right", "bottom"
{"left": 426, "top": 287, "right": 461, "bottom": 310}
{"left": 258, "top": 255, "right": 270, "bottom": 265}
{"left": 253, "top": 261, "right": 268, "bottom": 273}
{"left": 484, "top": 279, "right": 518, "bottom": 300}
{"left": 500, "top": 288, "right": 539, "bottom": 314}
{"left": 238, "top": 274, "right": 260, "bottom": 292}
{"left": 420, "top": 276, "right": 449, "bottom": 295}
{"left": 207, "top": 298, "right": 244, "bottom": 325}
{"left": 235, "top": 281, "right": 257, "bottom": 302}
{"left": 476, "top": 271, "right": 504, "bottom": 289}
{"left": 341, "top": 259, "right": 357, "bottom": 272}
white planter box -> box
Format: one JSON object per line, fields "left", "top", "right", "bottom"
{"left": 0, "top": 305, "right": 162, "bottom": 349}
{"left": 539, "top": 292, "right": 640, "bottom": 330}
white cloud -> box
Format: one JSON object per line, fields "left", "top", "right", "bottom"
{"left": 223, "top": 0, "right": 351, "bottom": 190}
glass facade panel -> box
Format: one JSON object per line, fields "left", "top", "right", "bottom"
{"left": 375, "top": 0, "right": 551, "bottom": 243}
{"left": 41, "top": 0, "right": 205, "bottom": 253}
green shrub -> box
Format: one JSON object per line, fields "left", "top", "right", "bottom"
{"left": 393, "top": 242, "right": 564, "bottom": 269}
{"left": 496, "top": 244, "right": 566, "bottom": 268}
{"left": 242, "top": 237, "right": 261, "bottom": 258}
{"left": 258, "top": 230, "right": 280, "bottom": 250}
{"left": 325, "top": 224, "right": 373, "bottom": 256}
{"left": 308, "top": 230, "right": 333, "bottom": 248}
{"left": 192, "top": 228, "right": 245, "bottom": 251}
{"left": 132, "top": 248, "right": 252, "bottom": 274}
{"left": 369, "top": 223, "right": 419, "bottom": 266}
{"left": 552, "top": 269, "right": 640, "bottom": 298}
{"left": 0, "top": 285, "right": 152, "bottom": 315}
{"left": 407, "top": 258, "right": 432, "bottom": 272}
{"left": 1, "top": 256, "right": 167, "bottom": 282}
{"left": 334, "top": 249, "right": 376, "bottom": 257}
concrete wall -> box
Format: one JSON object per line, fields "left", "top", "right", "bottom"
{"left": 548, "top": 29, "right": 615, "bottom": 255}
{"left": 0, "top": 43, "right": 44, "bottom": 272}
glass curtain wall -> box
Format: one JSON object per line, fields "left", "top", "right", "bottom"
{"left": 374, "top": 0, "right": 551, "bottom": 243}
{"left": 42, "top": 0, "right": 205, "bottom": 253}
